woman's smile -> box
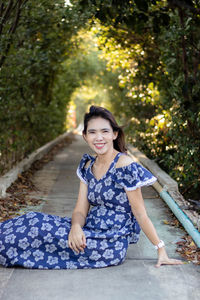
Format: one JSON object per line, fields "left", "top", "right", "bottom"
{"left": 94, "top": 142, "right": 106, "bottom": 149}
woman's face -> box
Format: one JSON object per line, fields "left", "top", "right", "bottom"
{"left": 83, "top": 117, "right": 118, "bottom": 155}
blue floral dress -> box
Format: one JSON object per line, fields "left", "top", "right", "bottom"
{"left": 0, "top": 153, "right": 157, "bottom": 269}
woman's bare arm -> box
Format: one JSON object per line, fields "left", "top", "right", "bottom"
{"left": 126, "top": 188, "right": 183, "bottom": 267}
{"left": 126, "top": 188, "right": 161, "bottom": 245}
{"left": 68, "top": 181, "right": 90, "bottom": 253}
{"left": 71, "top": 181, "right": 90, "bottom": 227}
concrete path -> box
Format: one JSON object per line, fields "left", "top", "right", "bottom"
{"left": 0, "top": 134, "right": 199, "bottom": 300}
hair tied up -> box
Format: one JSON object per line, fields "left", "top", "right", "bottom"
{"left": 89, "top": 105, "right": 96, "bottom": 113}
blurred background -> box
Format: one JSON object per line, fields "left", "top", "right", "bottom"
{"left": 0, "top": 0, "right": 199, "bottom": 201}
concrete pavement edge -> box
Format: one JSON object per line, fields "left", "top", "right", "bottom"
{"left": 0, "top": 131, "right": 71, "bottom": 197}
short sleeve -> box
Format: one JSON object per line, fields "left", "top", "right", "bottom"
{"left": 76, "top": 154, "right": 93, "bottom": 185}
{"left": 113, "top": 162, "right": 157, "bottom": 191}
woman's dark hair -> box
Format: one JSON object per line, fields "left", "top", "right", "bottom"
{"left": 83, "top": 105, "right": 127, "bottom": 153}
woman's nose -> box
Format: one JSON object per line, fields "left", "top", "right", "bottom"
{"left": 95, "top": 132, "right": 103, "bottom": 140}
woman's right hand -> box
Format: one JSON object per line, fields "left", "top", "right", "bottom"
{"left": 68, "top": 224, "right": 87, "bottom": 254}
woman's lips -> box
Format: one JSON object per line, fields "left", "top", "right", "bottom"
{"left": 94, "top": 143, "right": 105, "bottom": 149}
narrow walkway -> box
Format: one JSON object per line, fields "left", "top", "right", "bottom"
{"left": 0, "top": 135, "right": 199, "bottom": 300}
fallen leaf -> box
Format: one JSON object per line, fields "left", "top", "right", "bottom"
{"left": 163, "top": 220, "right": 170, "bottom": 225}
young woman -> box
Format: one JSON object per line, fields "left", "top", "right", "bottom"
{"left": 0, "top": 106, "right": 183, "bottom": 269}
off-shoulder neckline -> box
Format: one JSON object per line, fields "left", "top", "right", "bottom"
{"left": 115, "top": 161, "right": 139, "bottom": 170}
{"left": 89, "top": 152, "right": 122, "bottom": 182}
{"left": 82, "top": 153, "right": 138, "bottom": 168}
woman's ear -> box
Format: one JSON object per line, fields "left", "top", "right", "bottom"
{"left": 82, "top": 132, "right": 87, "bottom": 142}
{"left": 113, "top": 131, "right": 118, "bottom": 140}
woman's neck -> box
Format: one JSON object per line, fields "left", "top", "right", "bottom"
{"left": 95, "top": 149, "right": 118, "bottom": 165}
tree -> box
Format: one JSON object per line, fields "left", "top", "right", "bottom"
{"left": 0, "top": 0, "right": 87, "bottom": 174}
{"left": 77, "top": 0, "right": 200, "bottom": 198}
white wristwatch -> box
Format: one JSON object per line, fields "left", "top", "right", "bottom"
{"left": 154, "top": 240, "right": 165, "bottom": 250}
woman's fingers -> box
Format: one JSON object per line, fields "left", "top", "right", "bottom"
{"left": 70, "top": 240, "right": 79, "bottom": 253}
{"left": 155, "top": 258, "right": 183, "bottom": 268}
{"left": 68, "top": 234, "right": 86, "bottom": 253}
{"left": 68, "top": 225, "right": 87, "bottom": 253}
{"left": 82, "top": 234, "right": 87, "bottom": 248}
{"left": 68, "top": 236, "right": 79, "bottom": 252}
{"left": 76, "top": 236, "right": 86, "bottom": 252}
{"left": 75, "top": 235, "right": 86, "bottom": 252}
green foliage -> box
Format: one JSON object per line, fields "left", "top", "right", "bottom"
{"left": 77, "top": 0, "right": 200, "bottom": 199}
{"left": 1, "top": 0, "right": 199, "bottom": 199}
{"left": 0, "top": 0, "right": 86, "bottom": 174}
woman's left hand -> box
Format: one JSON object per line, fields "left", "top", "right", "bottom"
{"left": 155, "top": 247, "right": 184, "bottom": 268}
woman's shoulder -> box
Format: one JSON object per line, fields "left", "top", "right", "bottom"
{"left": 85, "top": 158, "right": 94, "bottom": 168}
{"left": 116, "top": 154, "right": 135, "bottom": 168}
{"left": 77, "top": 154, "right": 95, "bottom": 184}
{"left": 80, "top": 153, "right": 96, "bottom": 169}
{"left": 114, "top": 153, "right": 157, "bottom": 190}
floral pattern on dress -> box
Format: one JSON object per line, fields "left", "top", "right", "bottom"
{"left": 0, "top": 152, "right": 156, "bottom": 269}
